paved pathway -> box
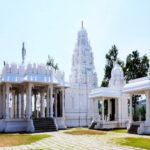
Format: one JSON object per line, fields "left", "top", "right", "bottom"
{"left": 0, "top": 129, "right": 150, "bottom": 150}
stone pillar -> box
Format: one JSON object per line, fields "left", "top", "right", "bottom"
{"left": 15, "top": 94, "right": 17, "bottom": 118}
{"left": 5, "top": 83, "right": 11, "bottom": 119}
{"left": 145, "top": 91, "right": 150, "bottom": 123}
{"left": 60, "top": 91, "right": 62, "bottom": 116}
{"left": 102, "top": 98, "right": 104, "bottom": 122}
{"left": 50, "top": 85, "right": 54, "bottom": 118}
{"left": 93, "top": 99, "right": 96, "bottom": 119}
{"left": 129, "top": 94, "right": 133, "bottom": 123}
{"left": 0, "top": 86, "right": 3, "bottom": 118}
{"left": 26, "top": 84, "right": 32, "bottom": 119}
{"left": 21, "top": 91, "right": 24, "bottom": 118}
{"left": 115, "top": 98, "right": 118, "bottom": 120}
{"left": 34, "top": 93, "right": 37, "bottom": 118}
{"left": 40, "top": 91, "right": 45, "bottom": 118}
{"left": 61, "top": 87, "right": 65, "bottom": 118}
{"left": 19, "top": 94, "right": 21, "bottom": 118}
{"left": 16, "top": 93, "right": 19, "bottom": 118}
{"left": 55, "top": 91, "right": 58, "bottom": 118}
{"left": 46, "top": 86, "right": 50, "bottom": 118}
{"left": 3, "top": 85, "right": 6, "bottom": 118}
{"left": 11, "top": 91, "right": 15, "bottom": 118}
{"left": 108, "top": 99, "right": 111, "bottom": 121}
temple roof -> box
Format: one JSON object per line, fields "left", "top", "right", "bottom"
{"left": 89, "top": 87, "right": 122, "bottom": 99}
{"left": 0, "top": 63, "right": 69, "bottom": 88}
{"left": 123, "top": 76, "right": 150, "bottom": 94}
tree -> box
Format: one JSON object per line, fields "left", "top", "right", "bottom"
{"left": 101, "top": 45, "right": 124, "bottom": 87}
{"left": 124, "top": 50, "right": 149, "bottom": 81}
{"left": 46, "top": 55, "right": 59, "bottom": 70}
{"left": 124, "top": 50, "right": 149, "bottom": 120}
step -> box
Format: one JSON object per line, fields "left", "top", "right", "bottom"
{"left": 33, "top": 118, "right": 57, "bottom": 132}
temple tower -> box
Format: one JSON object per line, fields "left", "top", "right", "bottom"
{"left": 69, "top": 22, "right": 97, "bottom": 89}
{"left": 65, "top": 22, "right": 98, "bottom": 127}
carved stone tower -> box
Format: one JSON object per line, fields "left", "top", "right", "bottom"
{"left": 65, "top": 22, "right": 98, "bottom": 127}
{"left": 69, "top": 22, "right": 98, "bottom": 89}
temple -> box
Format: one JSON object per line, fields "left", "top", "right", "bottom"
{"left": 89, "top": 61, "right": 129, "bottom": 129}
{"left": 0, "top": 62, "right": 68, "bottom": 132}
{"left": 123, "top": 67, "right": 150, "bottom": 134}
{"left": 65, "top": 22, "right": 98, "bottom": 127}
{"left": 0, "top": 22, "right": 150, "bottom": 135}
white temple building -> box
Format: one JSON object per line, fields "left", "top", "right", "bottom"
{"left": 1, "top": 23, "right": 150, "bottom": 134}
{"left": 0, "top": 62, "right": 68, "bottom": 132}
{"left": 65, "top": 22, "right": 98, "bottom": 127}
{"left": 89, "top": 61, "right": 129, "bottom": 129}
{"left": 123, "top": 67, "right": 150, "bottom": 135}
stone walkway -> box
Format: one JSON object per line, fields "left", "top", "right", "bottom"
{"left": 1, "top": 129, "right": 150, "bottom": 150}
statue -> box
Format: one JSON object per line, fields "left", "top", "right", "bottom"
{"left": 22, "top": 42, "right": 26, "bottom": 65}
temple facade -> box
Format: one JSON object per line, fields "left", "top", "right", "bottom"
{"left": 0, "top": 63, "right": 68, "bottom": 132}
{"left": 65, "top": 23, "right": 98, "bottom": 127}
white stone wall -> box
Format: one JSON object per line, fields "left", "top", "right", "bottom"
{"left": 65, "top": 88, "right": 98, "bottom": 127}
{"left": 118, "top": 94, "right": 129, "bottom": 124}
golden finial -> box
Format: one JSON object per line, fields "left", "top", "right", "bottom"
{"left": 81, "top": 21, "right": 83, "bottom": 28}
{"left": 116, "top": 59, "right": 119, "bottom": 64}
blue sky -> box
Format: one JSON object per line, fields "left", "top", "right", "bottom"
{"left": 0, "top": 0, "right": 150, "bottom": 85}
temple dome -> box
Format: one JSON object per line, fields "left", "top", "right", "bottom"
{"left": 109, "top": 62, "right": 125, "bottom": 89}
{"left": 111, "top": 63, "right": 124, "bottom": 79}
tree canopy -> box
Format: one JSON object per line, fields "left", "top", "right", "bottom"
{"left": 101, "top": 45, "right": 124, "bottom": 87}
{"left": 124, "top": 50, "right": 149, "bottom": 82}
{"left": 101, "top": 47, "right": 149, "bottom": 87}
{"left": 46, "top": 55, "right": 59, "bottom": 71}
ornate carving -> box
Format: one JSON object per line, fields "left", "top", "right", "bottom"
{"left": 69, "top": 25, "right": 98, "bottom": 89}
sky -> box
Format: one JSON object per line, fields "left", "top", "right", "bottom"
{"left": 0, "top": 0, "right": 150, "bottom": 85}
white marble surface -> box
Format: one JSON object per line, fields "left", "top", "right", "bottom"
{"left": 65, "top": 24, "right": 98, "bottom": 127}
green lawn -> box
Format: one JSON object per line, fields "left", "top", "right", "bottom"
{"left": 0, "top": 134, "right": 50, "bottom": 147}
{"left": 115, "top": 137, "right": 150, "bottom": 150}
{"left": 110, "top": 129, "right": 127, "bottom": 133}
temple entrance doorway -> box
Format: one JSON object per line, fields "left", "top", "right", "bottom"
{"left": 110, "top": 99, "right": 115, "bottom": 121}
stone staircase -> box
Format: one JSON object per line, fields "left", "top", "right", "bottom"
{"left": 33, "top": 118, "right": 57, "bottom": 132}
{"left": 127, "top": 124, "right": 140, "bottom": 134}
{"left": 88, "top": 121, "right": 97, "bottom": 129}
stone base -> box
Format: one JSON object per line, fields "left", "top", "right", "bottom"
{"left": 138, "top": 121, "right": 150, "bottom": 135}
{"left": 94, "top": 121, "right": 127, "bottom": 129}
{"left": 56, "top": 117, "right": 67, "bottom": 129}
{"left": 0, "top": 119, "right": 35, "bottom": 133}
{"left": 65, "top": 114, "right": 93, "bottom": 127}
{"left": 65, "top": 118, "right": 92, "bottom": 127}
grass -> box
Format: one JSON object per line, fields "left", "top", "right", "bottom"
{"left": 0, "top": 134, "right": 50, "bottom": 147}
{"left": 110, "top": 129, "right": 127, "bottom": 133}
{"left": 115, "top": 137, "right": 150, "bottom": 150}
{"left": 64, "top": 130, "right": 106, "bottom": 135}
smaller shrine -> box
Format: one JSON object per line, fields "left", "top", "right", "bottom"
{"left": 89, "top": 61, "right": 129, "bottom": 129}
{"left": 123, "top": 66, "right": 150, "bottom": 135}
{"left": 0, "top": 54, "right": 68, "bottom": 132}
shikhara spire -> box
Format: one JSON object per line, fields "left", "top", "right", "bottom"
{"left": 69, "top": 23, "right": 98, "bottom": 89}
{"left": 22, "top": 42, "right": 26, "bottom": 65}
